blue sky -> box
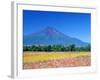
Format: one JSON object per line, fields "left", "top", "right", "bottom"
{"left": 23, "top": 10, "right": 91, "bottom": 43}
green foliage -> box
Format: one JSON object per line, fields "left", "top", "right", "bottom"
{"left": 23, "top": 44, "right": 91, "bottom": 52}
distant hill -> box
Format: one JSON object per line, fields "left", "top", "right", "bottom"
{"left": 24, "top": 27, "right": 89, "bottom": 47}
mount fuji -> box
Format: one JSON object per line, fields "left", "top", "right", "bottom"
{"left": 24, "top": 27, "right": 89, "bottom": 47}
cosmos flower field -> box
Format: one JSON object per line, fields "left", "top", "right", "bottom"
{"left": 23, "top": 52, "right": 91, "bottom": 69}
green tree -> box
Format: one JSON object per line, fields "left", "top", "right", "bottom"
{"left": 69, "top": 44, "right": 76, "bottom": 51}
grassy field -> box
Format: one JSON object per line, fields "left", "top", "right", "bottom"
{"left": 23, "top": 52, "right": 91, "bottom": 69}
